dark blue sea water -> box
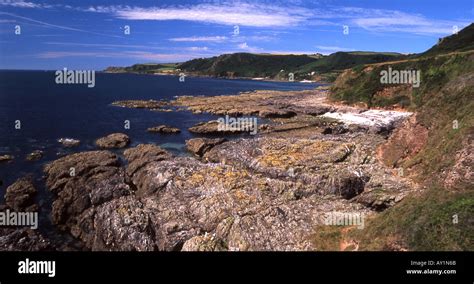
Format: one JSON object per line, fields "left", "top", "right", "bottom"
{"left": 0, "top": 70, "right": 319, "bottom": 196}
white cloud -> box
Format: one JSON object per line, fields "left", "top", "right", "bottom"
{"left": 229, "top": 34, "right": 277, "bottom": 43}
{"left": 37, "top": 51, "right": 207, "bottom": 62}
{"left": 169, "top": 34, "right": 276, "bottom": 45}
{"left": 0, "top": 0, "right": 43, "bottom": 8}
{"left": 238, "top": 42, "right": 249, "bottom": 49}
{"left": 86, "top": 3, "right": 312, "bottom": 27}
{"left": 264, "top": 50, "right": 318, "bottom": 55}
{"left": 1, "top": 1, "right": 468, "bottom": 36}
{"left": 169, "top": 36, "right": 227, "bottom": 42}
{"left": 339, "top": 7, "right": 468, "bottom": 35}
{"left": 187, "top": 46, "right": 208, "bottom": 51}
{"left": 315, "top": 45, "right": 355, "bottom": 52}
{"left": 236, "top": 42, "right": 263, "bottom": 53}
{"left": 85, "top": 3, "right": 469, "bottom": 35}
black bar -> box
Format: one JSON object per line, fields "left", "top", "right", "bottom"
{"left": 0, "top": 251, "right": 472, "bottom": 282}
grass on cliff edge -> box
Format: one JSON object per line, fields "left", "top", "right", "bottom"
{"left": 350, "top": 187, "right": 474, "bottom": 251}
{"left": 310, "top": 187, "right": 474, "bottom": 251}
{"left": 329, "top": 51, "right": 474, "bottom": 108}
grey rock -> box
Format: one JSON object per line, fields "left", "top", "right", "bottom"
{"left": 44, "top": 151, "right": 131, "bottom": 246}
{"left": 4, "top": 176, "right": 37, "bottom": 212}
{"left": 26, "top": 150, "right": 43, "bottom": 161}
{"left": 58, "top": 138, "right": 80, "bottom": 147}
{"left": 147, "top": 125, "right": 181, "bottom": 134}
{"left": 186, "top": 138, "right": 227, "bottom": 157}
{"left": 0, "top": 228, "right": 54, "bottom": 251}
{"left": 0, "top": 154, "right": 14, "bottom": 162}
{"left": 95, "top": 133, "right": 130, "bottom": 149}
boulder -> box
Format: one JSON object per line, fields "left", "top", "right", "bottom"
{"left": 26, "top": 150, "right": 44, "bottom": 161}
{"left": 188, "top": 120, "right": 254, "bottom": 135}
{"left": 44, "top": 151, "right": 131, "bottom": 245}
{"left": 1, "top": 178, "right": 54, "bottom": 251}
{"left": 0, "top": 155, "right": 14, "bottom": 162}
{"left": 188, "top": 121, "right": 220, "bottom": 134}
{"left": 123, "top": 144, "right": 171, "bottom": 178}
{"left": 354, "top": 190, "right": 398, "bottom": 211}
{"left": 186, "top": 138, "right": 227, "bottom": 157}
{"left": 4, "top": 176, "right": 37, "bottom": 212}
{"left": 322, "top": 172, "right": 369, "bottom": 199}
{"left": 321, "top": 125, "right": 348, "bottom": 135}
{"left": 95, "top": 133, "right": 130, "bottom": 149}
{"left": 112, "top": 100, "right": 168, "bottom": 109}
{"left": 87, "top": 196, "right": 156, "bottom": 251}
{"left": 259, "top": 109, "right": 296, "bottom": 118}
{"left": 0, "top": 227, "right": 54, "bottom": 251}
{"left": 58, "top": 138, "right": 80, "bottom": 147}
{"left": 147, "top": 125, "right": 181, "bottom": 134}
{"left": 181, "top": 234, "right": 226, "bottom": 251}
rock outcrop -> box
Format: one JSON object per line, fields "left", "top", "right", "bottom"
{"left": 95, "top": 133, "right": 130, "bottom": 149}
{"left": 0, "top": 226, "right": 54, "bottom": 251}
{"left": 123, "top": 144, "right": 171, "bottom": 194}
{"left": 443, "top": 133, "right": 474, "bottom": 189}
{"left": 43, "top": 151, "right": 133, "bottom": 250}
{"left": 186, "top": 138, "right": 227, "bottom": 157}
{"left": 26, "top": 150, "right": 43, "bottom": 161}
{"left": 188, "top": 120, "right": 254, "bottom": 135}
{"left": 147, "top": 125, "right": 181, "bottom": 134}
{"left": 0, "top": 154, "right": 14, "bottom": 162}
{"left": 112, "top": 100, "right": 168, "bottom": 110}
{"left": 4, "top": 176, "right": 38, "bottom": 212}
{"left": 0, "top": 178, "right": 54, "bottom": 251}
{"left": 42, "top": 129, "right": 411, "bottom": 251}
{"left": 122, "top": 154, "right": 371, "bottom": 251}
{"left": 376, "top": 115, "right": 428, "bottom": 167}
{"left": 58, "top": 138, "right": 80, "bottom": 147}
{"left": 171, "top": 89, "right": 330, "bottom": 117}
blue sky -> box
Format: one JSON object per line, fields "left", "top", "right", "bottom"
{"left": 0, "top": 0, "right": 472, "bottom": 70}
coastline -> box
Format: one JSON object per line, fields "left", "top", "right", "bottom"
{"left": 1, "top": 86, "right": 415, "bottom": 251}
{"left": 103, "top": 70, "right": 328, "bottom": 84}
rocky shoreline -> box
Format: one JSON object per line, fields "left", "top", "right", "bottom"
{"left": 0, "top": 87, "right": 415, "bottom": 251}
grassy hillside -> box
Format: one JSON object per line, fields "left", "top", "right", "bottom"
{"left": 178, "top": 53, "right": 318, "bottom": 79}
{"left": 330, "top": 51, "right": 474, "bottom": 108}
{"left": 179, "top": 52, "right": 405, "bottom": 81}
{"left": 104, "top": 63, "right": 179, "bottom": 74}
{"left": 105, "top": 51, "right": 404, "bottom": 82}
{"left": 352, "top": 186, "right": 474, "bottom": 250}
{"left": 419, "top": 23, "right": 474, "bottom": 57}
{"left": 296, "top": 51, "right": 404, "bottom": 75}
{"left": 327, "top": 24, "right": 474, "bottom": 250}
